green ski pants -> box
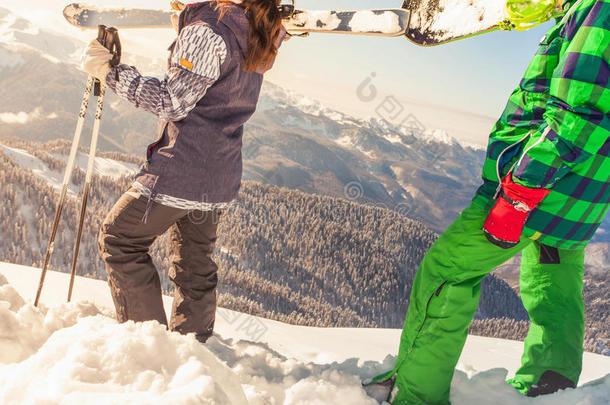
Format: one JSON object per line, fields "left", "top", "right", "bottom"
{"left": 390, "top": 201, "right": 585, "bottom": 404}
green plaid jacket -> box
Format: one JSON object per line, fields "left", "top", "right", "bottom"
{"left": 476, "top": 0, "right": 610, "bottom": 249}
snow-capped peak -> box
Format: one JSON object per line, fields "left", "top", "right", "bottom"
{"left": 260, "top": 82, "right": 365, "bottom": 126}
{"left": 261, "top": 82, "right": 472, "bottom": 150}
{"left": 423, "top": 128, "right": 459, "bottom": 145}
{"left": 0, "top": 7, "right": 82, "bottom": 65}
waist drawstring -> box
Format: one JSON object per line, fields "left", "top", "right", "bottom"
{"left": 141, "top": 194, "right": 155, "bottom": 224}
{"left": 141, "top": 177, "right": 159, "bottom": 224}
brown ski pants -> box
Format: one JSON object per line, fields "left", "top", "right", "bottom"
{"left": 98, "top": 188, "right": 221, "bottom": 342}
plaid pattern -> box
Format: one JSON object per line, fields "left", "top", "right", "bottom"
{"left": 477, "top": 0, "right": 610, "bottom": 249}
{"left": 107, "top": 23, "right": 227, "bottom": 122}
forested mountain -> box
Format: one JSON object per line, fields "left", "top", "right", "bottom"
{"left": 0, "top": 138, "right": 607, "bottom": 354}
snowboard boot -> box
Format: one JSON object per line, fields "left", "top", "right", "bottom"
{"left": 526, "top": 371, "right": 576, "bottom": 397}
{"left": 362, "top": 376, "right": 396, "bottom": 403}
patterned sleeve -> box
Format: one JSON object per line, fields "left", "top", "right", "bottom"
{"left": 106, "top": 23, "right": 227, "bottom": 122}
{"left": 513, "top": 1, "right": 610, "bottom": 189}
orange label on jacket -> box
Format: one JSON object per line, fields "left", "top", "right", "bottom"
{"left": 180, "top": 58, "right": 193, "bottom": 70}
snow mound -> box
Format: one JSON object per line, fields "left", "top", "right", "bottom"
{"left": 0, "top": 266, "right": 608, "bottom": 405}
{"left": 0, "top": 274, "right": 101, "bottom": 364}
{"left": 451, "top": 369, "right": 610, "bottom": 405}
{"left": 0, "top": 273, "right": 378, "bottom": 405}
{"left": 0, "top": 274, "right": 247, "bottom": 405}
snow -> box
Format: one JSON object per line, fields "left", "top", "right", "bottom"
{"left": 423, "top": 128, "right": 458, "bottom": 145}
{"left": 50, "top": 151, "right": 140, "bottom": 179}
{"left": 0, "top": 3, "right": 172, "bottom": 71}
{"left": 414, "top": 0, "right": 508, "bottom": 41}
{"left": 0, "top": 142, "right": 138, "bottom": 193}
{"left": 0, "top": 143, "right": 68, "bottom": 193}
{"left": 335, "top": 136, "right": 375, "bottom": 159}
{"left": 260, "top": 82, "right": 365, "bottom": 129}
{"left": 291, "top": 11, "right": 342, "bottom": 31}
{"left": 0, "top": 12, "right": 66, "bottom": 65}
{"left": 0, "top": 262, "right": 608, "bottom": 405}
{"left": 262, "top": 83, "right": 330, "bottom": 117}
{"left": 384, "top": 134, "right": 403, "bottom": 144}
{"left": 349, "top": 11, "right": 402, "bottom": 34}
{"left": 0, "top": 305, "right": 247, "bottom": 404}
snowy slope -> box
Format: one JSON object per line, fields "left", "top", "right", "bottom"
{"left": 0, "top": 143, "right": 69, "bottom": 193}
{"left": 49, "top": 151, "right": 140, "bottom": 179}
{"left": 0, "top": 143, "right": 139, "bottom": 191}
{"left": 1, "top": 262, "right": 608, "bottom": 405}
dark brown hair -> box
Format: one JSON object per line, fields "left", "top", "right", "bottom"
{"left": 215, "top": 0, "right": 283, "bottom": 72}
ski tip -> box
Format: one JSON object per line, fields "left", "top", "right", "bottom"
{"left": 63, "top": 3, "right": 85, "bottom": 27}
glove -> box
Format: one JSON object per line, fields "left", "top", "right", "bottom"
{"left": 81, "top": 39, "right": 113, "bottom": 84}
{"left": 483, "top": 172, "right": 550, "bottom": 249}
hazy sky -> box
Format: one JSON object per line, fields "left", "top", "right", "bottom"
{"left": 269, "top": 0, "right": 554, "bottom": 144}
{"left": 7, "top": 0, "right": 555, "bottom": 144}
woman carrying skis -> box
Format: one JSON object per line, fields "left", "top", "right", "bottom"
{"left": 371, "top": 0, "right": 609, "bottom": 403}
{"left": 81, "top": 0, "right": 286, "bottom": 342}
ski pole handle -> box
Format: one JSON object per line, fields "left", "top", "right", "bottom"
{"left": 104, "top": 27, "right": 122, "bottom": 68}
{"left": 94, "top": 25, "right": 122, "bottom": 96}
{"left": 93, "top": 25, "right": 106, "bottom": 96}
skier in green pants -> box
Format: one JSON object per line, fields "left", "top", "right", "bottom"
{"left": 372, "top": 0, "right": 609, "bottom": 403}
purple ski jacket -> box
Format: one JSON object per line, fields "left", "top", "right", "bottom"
{"left": 107, "top": 1, "right": 284, "bottom": 206}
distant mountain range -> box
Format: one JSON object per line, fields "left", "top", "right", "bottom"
{"left": 0, "top": 6, "right": 608, "bottom": 239}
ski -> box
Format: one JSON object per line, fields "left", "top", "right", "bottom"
{"left": 63, "top": 1, "right": 566, "bottom": 46}
{"left": 402, "top": 0, "right": 505, "bottom": 46}
{"left": 402, "top": 0, "right": 566, "bottom": 46}
{"left": 63, "top": 3, "right": 411, "bottom": 37}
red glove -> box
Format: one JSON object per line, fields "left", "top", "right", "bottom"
{"left": 484, "top": 172, "right": 550, "bottom": 249}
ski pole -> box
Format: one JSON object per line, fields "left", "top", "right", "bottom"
{"left": 35, "top": 25, "right": 121, "bottom": 307}
{"left": 34, "top": 76, "right": 94, "bottom": 307}
{"left": 67, "top": 26, "right": 121, "bottom": 303}
{"left": 67, "top": 85, "right": 105, "bottom": 302}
